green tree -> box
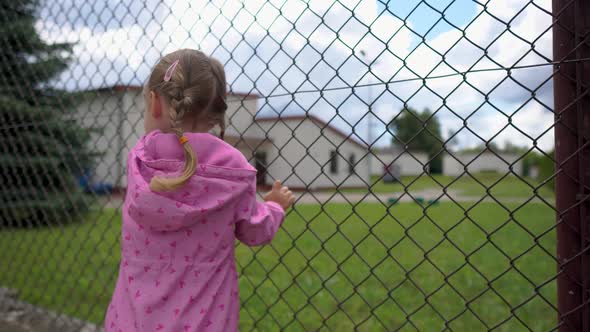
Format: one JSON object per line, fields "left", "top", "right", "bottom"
{"left": 537, "top": 149, "right": 555, "bottom": 191}
{"left": 523, "top": 149, "right": 555, "bottom": 191}
{"left": 0, "top": 1, "right": 93, "bottom": 225}
{"left": 461, "top": 141, "right": 501, "bottom": 154}
{"left": 388, "top": 107, "right": 444, "bottom": 173}
{"left": 446, "top": 129, "right": 460, "bottom": 151}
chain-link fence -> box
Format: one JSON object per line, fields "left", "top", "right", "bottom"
{"left": 0, "top": 0, "right": 588, "bottom": 331}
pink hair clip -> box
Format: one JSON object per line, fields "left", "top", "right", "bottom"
{"left": 163, "top": 59, "right": 180, "bottom": 82}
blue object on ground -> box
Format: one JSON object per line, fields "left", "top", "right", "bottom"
{"left": 77, "top": 169, "right": 113, "bottom": 195}
{"left": 89, "top": 183, "right": 113, "bottom": 195}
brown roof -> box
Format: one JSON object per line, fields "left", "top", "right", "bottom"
{"left": 89, "top": 87, "right": 364, "bottom": 150}
{"left": 255, "top": 114, "right": 368, "bottom": 149}
{"left": 224, "top": 135, "right": 271, "bottom": 148}
{"left": 94, "top": 85, "right": 260, "bottom": 99}
{"left": 372, "top": 146, "right": 428, "bottom": 155}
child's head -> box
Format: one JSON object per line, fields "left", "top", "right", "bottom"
{"left": 144, "top": 49, "right": 227, "bottom": 135}
{"left": 143, "top": 49, "right": 227, "bottom": 192}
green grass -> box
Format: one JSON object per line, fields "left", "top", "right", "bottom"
{"left": 0, "top": 202, "right": 557, "bottom": 331}
{"left": 341, "top": 173, "right": 555, "bottom": 200}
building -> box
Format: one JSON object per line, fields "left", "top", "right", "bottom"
{"left": 75, "top": 85, "right": 370, "bottom": 191}
{"left": 442, "top": 151, "right": 523, "bottom": 176}
{"left": 255, "top": 115, "right": 370, "bottom": 190}
{"left": 370, "top": 146, "right": 430, "bottom": 177}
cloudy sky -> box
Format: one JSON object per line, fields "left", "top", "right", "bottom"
{"left": 37, "top": 0, "right": 555, "bottom": 152}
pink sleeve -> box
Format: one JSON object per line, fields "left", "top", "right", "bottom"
{"left": 235, "top": 193, "right": 285, "bottom": 246}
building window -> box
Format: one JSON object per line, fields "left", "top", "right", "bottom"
{"left": 349, "top": 154, "right": 356, "bottom": 174}
{"left": 254, "top": 151, "right": 267, "bottom": 185}
{"left": 330, "top": 150, "right": 338, "bottom": 174}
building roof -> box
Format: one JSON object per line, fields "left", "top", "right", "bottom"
{"left": 90, "top": 85, "right": 260, "bottom": 99}
{"left": 442, "top": 148, "right": 520, "bottom": 156}
{"left": 224, "top": 135, "right": 272, "bottom": 149}
{"left": 87, "top": 86, "right": 366, "bottom": 150}
{"left": 255, "top": 114, "right": 368, "bottom": 149}
{"left": 372, "top": 146, "right": 428, "bottom": 155}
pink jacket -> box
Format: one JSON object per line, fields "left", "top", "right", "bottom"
{"left": 105, "top": 130, "right": 285, "bottom": 332}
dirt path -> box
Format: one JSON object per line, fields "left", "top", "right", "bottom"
{"left": 96, "top": 189, "right": 551, "bottom": 211}
{"left": 0, "top": 288, "right": 100, "bottom": 332}
{"left": 293, "top": 189, "right": 550, "bottom": 205}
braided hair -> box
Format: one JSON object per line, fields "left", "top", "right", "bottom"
{"left": 145, "top": 49, "right": 228, "bottom": 192}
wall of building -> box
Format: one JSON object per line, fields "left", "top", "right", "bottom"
{"left": 76, "top": 91, "right": 126, "bottom": 187}
{"left": 257, "top": 118, "right": 370, "bottom": 189}
{"left": 370, "top": 148, "right": 430, "bottom": 176}
{"left": 442, "top": 152, "right": 523, "bottom": 176}
{"left": 77, "top": 90, "right": 372, "bottom": 191}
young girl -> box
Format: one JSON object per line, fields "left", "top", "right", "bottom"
{"left": 105, "top": 49, "right": 295, "bottom": 332}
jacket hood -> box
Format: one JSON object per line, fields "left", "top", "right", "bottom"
{"left": 125, "top": 130, "right": 257, "bottom": 231}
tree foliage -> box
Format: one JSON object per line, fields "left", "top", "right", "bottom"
{"left": 0, "top": 1, "right": 93, "bottom": 225}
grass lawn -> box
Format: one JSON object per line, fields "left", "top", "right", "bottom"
{"left": 340, "top": 173, "right": 555, "bottom": 200}
{"left": 0, "top": 201, "right": 557, "bottom": 331}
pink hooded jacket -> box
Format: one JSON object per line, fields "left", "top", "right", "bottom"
{"left": 104, "top": 130, "right": 285, "bottom": 332}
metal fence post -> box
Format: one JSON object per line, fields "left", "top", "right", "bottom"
{"left": 553, "top": 0, "right": 590, "bottom": 331}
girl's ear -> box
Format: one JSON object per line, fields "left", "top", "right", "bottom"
{"left": 149, "top": 91, "right": 162, "bottom": 118}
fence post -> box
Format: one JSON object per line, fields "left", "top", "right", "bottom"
{"left": 553, "top": 0, "right": 590, "bottom": 331}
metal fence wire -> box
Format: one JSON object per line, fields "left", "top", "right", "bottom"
{"left": 0, "top": 0, "right": 588, "bottom": 331}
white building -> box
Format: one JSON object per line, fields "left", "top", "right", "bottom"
{"left": 370, "top": 146, "right": 430, "bottom": 176}
{"left": 442, "top": 151, "right": 523, "bottom": 176}
{"left": 76, "top": 85, "right": 370, "bottom": 191}
{"left": 255, "top": 115, "right": 370, "bottom": 190}
{"left": 76, "top": 85, "right": 144, "bottom": 189}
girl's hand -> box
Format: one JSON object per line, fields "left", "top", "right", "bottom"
{"left": 263, "top": 180, "right": 296, "bottom": 211}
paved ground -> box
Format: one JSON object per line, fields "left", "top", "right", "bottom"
{"left": 0, "top": 320, "right": 30, "bottom": 332}
{"left": 0, "top": 288, "right": 100, "bottom": 332}
{"left": 98, "top": 188, "right": 547, "bottom": 210}
{"left": 293, "top": 189, "right": 547, "bottom": 204}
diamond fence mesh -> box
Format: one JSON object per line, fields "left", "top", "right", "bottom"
{"left": 0, "top": 0, "right": 589, "bottom": 331}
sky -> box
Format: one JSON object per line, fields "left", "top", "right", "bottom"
{"left": 37, "top": 0, "right": 556, "bottom": 152}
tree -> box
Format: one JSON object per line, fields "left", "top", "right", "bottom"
{"left": 537, "top": 149, "right": 555, "bottom": 191}
{"left": 387, "top": 107, "right": 443, "bottom": 173}
{"left": 0, "top": 1, "right": 93, "bottom": 225}
{"left": 523, "top": 149, "right": 555, "bottom": 191}
{"left": 446, "top": 129, "right": 460, "bottom": 151}
{"left": 503, "top": 141, "right": 529, "bottom": 154}
{"left": 461, "top": 141, "right": 501, "bottom": 154}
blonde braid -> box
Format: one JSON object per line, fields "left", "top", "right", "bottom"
{"left": 146, "top": 49, "right": 228, "bottom": 192}
{"left": 149, "top": 83, "right": 198, "bottom": 192}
